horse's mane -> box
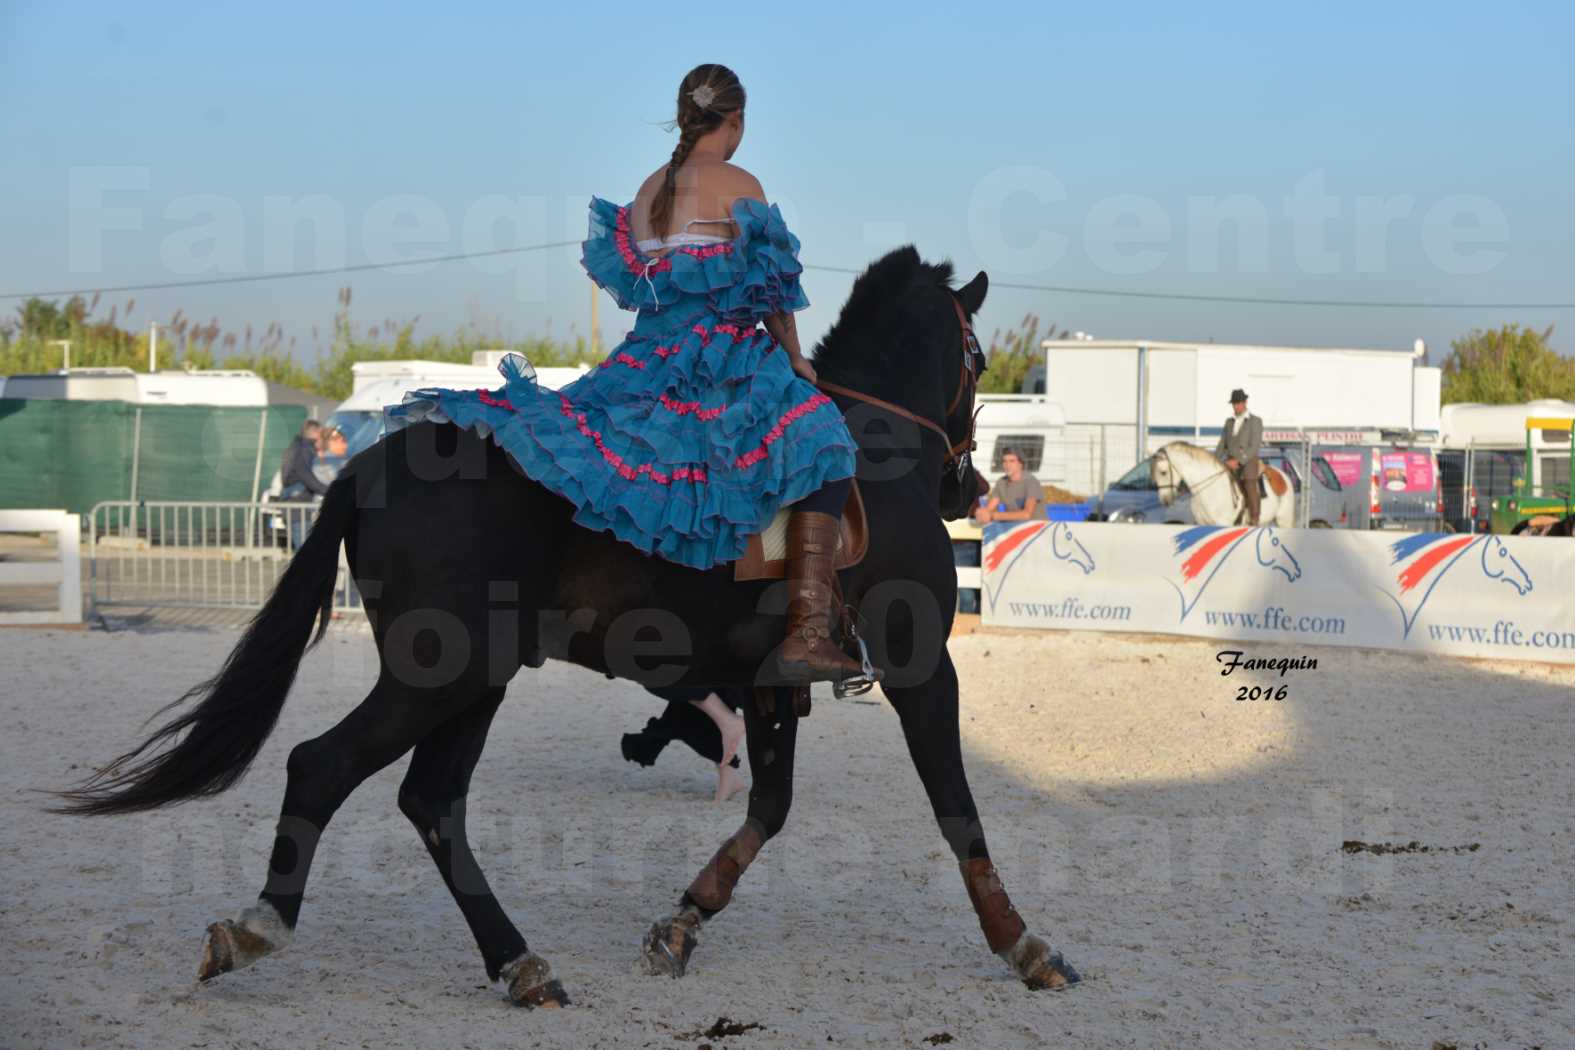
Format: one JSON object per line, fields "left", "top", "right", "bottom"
{"left": 1164, "top": 441, "right": 1221, "bottom": 471}
{"left": 812, "top": 246, "right": 956, "bottom": 384}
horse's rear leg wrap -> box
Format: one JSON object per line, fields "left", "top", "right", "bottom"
{"left": 685, "top": 820, "right": 766, "bottom": 914}
{"left": 961, "top": 858, "right": 1026, "bottom": 954}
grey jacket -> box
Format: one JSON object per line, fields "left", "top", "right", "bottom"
{"left": 1215, "top": 412, "right": 1262, "bottom": 464}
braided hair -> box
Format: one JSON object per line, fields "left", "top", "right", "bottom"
{"left": 650, "top": 64, "right": 746, "bottom": 238}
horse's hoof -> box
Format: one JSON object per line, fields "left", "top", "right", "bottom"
{"left": 197, "top": 903, "right": 291, "bottom": 983}
{"left": 1007, "top": 933, "right": 1081, "bottom": 991}
{"left": 501, "top": 952, "right": 570, "bottom": 1009}
{"left": 642, "top": 913, "right": 698, "bottom": 978}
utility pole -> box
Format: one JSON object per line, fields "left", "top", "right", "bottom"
{"left": 590, "top": 284, "right": 599, "bottom": 355}
{"left": 149, "top": 322, "right": 159, "bottom": 372}
{"left": 48, "top": 339, "right": 71, "bottom": 370}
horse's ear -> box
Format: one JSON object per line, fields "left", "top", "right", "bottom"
{"left": 957, "top": 271, "right": 988, "bottom": 315}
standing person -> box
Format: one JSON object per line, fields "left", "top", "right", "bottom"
{"left": 1215, "top": 388, "right": 1263, "bottom": 524}
{"left": 387, "top": 63, "right": 871, "bottom": 686}
{"left": 975, "top": 448, "right": 1042, "bottom": 523}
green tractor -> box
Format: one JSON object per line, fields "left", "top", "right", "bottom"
{"left": 1489, "top": 415, "right": 1574, "bottom": 535}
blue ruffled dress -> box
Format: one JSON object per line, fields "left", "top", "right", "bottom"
{"left": 385, "top": 196, "right": 858, "bottom": 570}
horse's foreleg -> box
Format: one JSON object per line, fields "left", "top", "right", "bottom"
{"left": 885, "top": 652, "right": 1081, "bottom": 990}
{"left": 397, "top": 688, "right": 566, "bottom": 1008}
{"left": 643, "top": 688, "right": 796, "bottom": 978}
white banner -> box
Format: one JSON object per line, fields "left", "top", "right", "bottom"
{"left": 979, "top": 521, "right": 1575, "bottom": 663}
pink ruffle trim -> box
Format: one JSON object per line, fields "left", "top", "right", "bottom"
{"left": 558, "top": 394, "right": 708, "bottom": 486}
{"left": 476, "top": 389, "right": 516, "bottom": 410}
{"left": 734, "top": 393, "right": 834, "bottom": 469}
{"left": 660, "top": 392, "right": 724, "bottom": 421}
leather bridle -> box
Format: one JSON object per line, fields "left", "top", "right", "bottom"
{"left": 816, "top": 294, "right": 986, "bottom": 482}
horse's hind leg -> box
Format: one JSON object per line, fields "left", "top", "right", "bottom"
{"left": 197, "top": 673, "right": 484, "bottom": 983}
{"left": 397, "top": 688, "right": 568, "bottom": 1008}
{"left": 643, "top": 688, "right": 797, "bottom": 978}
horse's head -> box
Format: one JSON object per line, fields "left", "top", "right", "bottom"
{"left": 1050, "top": 522, "right": 1095, "bottom": 574}
{"left": 1254, "top": 526, "right": 1302, "bottom": 582}
{"left": 1151, "top": 447, "right": 1180, "bottom": 506}
{"left": 1480, "top": 535, "right": 1532, "bottom": 595}
{"left": 818, "top": 249, "right": 989, "bottom": 521}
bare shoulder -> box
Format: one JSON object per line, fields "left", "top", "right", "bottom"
{"left": 719, "top": 163, "right": 767, "bottom": 204}
{"left": 633, "top": 167, "right": 667, "bottom": 207}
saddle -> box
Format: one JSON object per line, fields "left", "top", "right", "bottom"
{"left": 733, "top": 481, "right": 869, "bottom": 582}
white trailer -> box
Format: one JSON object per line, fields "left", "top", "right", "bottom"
{"left": 1437, "top": 399, "right": 1575, "bottom": 529}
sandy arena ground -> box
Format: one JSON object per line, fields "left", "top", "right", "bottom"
{"left": 2, "top": 621, "right": 1572, "bottom": 1049}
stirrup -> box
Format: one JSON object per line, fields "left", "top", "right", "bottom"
{"left": 832, "top": 607, "right": 880, "bottom": 698}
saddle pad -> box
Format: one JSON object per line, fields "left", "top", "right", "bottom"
{"left": 734, "top": 481, "right": 868, "bottom": 582}
{"left": 1265, "top": 468, "right": 1288, "bottom": 497}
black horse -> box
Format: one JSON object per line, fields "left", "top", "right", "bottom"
{"left": 60, "top": 247, "right": 1080, "bottom": 1006}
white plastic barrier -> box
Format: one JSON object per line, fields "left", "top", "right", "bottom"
{"left": 0, "top": 510, "right": 83, "bottom": 626}
{"left": 980, "top": 521, "right": 1575, "bottom": 663}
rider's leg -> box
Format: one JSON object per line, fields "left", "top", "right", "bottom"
{"left": 689, "top": 693, "right": 747, "bottom": 802}
{"left": 777, "top": 475, "right": 867, "bottom": 683}
{"left": 1243, "top": 460, "right": 1262, "bottom": 524}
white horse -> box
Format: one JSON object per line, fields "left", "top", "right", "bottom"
{"left": 1151, "top": 441, "right": 1295, "bottom": 527}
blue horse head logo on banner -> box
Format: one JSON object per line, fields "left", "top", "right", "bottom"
{"left": 980, "top": 520, "right": 1094, "bottom": 614}
{"left": 1380, "top": 533, "right": 1531, "bottom": 637}
{"left": 1164, "top": 525, "right": 1301, "bottom": 622}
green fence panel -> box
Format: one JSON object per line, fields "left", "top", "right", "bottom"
{"left": 133, "top": 404, "right": 306, "bottom": 503}
{"left": 0, "top": 399, "right": 134, "bottom": 512}
{"left": 0, "top": 400, "right": 307, "bottom": 513}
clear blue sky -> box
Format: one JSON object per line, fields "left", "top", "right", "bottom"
{"left": 2, "top": 1, "right": 1571, "bottom": 363}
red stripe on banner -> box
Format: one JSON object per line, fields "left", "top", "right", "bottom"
{"left": 1180, "top": 528, "right": 1248, "bottom": 580}
{"left": 983, "top": 522, "right": 1047, "bottom": 573}
{"left": 1397, "top": 536, "right": 1473, "bottom": 592}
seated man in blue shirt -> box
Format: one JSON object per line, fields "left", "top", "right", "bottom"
{"left": 975, "top": 447, "right": 1042, "bottom": 523}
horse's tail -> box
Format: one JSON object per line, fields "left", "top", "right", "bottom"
{"left": 56, "top": 477, "right": 357, "bottom": 816}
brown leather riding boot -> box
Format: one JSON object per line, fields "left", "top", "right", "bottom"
{"left": 776, "top": 510, "right": 868, "bottom": 683}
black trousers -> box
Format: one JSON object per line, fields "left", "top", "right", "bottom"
{"left": 622, "top": 687, "right": 742, "bottom": 768}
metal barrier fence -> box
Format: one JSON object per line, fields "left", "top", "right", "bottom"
{"left": 87, "top": 500, "right": 362, "bottom": 616}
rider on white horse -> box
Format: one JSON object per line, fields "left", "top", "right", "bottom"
{"left": 1216, "top": 389, "right": 1263, "bottom": 524}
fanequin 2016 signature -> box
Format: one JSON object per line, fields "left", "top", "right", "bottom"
{"left": 1215, "top": 649, "right": 1318, "bottom": 701}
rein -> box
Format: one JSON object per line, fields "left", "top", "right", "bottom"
{"left": 816, "top": 295, "right": 982, "bottom": 476}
